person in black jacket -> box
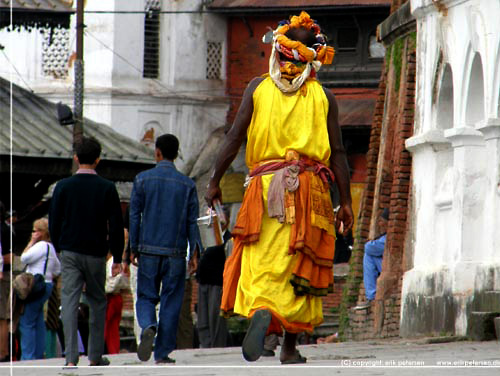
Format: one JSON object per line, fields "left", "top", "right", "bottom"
{"left": 0, "top": 202, "right": 13, "bottom": 362}
{"left": 49, "top": 136, "right": 124, "bottom": 367}
{"left": 196, "top": 206, "right": 231, "bottom": 348}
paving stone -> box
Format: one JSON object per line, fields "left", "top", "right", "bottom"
{"left": 3, "top": 338, "right": 500, "bottom": 376}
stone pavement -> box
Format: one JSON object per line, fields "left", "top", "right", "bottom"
{"left": 1, "top": 338, "right": 499, "bottom": 376}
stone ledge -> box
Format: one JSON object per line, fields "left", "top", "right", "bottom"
{"left": 405, "top": 129, "right": 450, "bottom": 152}
{"left": 444, "top": 127, "right": 484, "bottom": 147}
{"left": 477, "top": 118, "right": 500, "bottom": 141}
{"left": 377, "top": 1, "right": 416, "bottom": 46}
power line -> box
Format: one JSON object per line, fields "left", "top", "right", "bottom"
{"left": 80, "top": 103, "right": 228, "bottom": 127}
{"left": 1, "top": 24, "right": 243, "bottom": 100}
{"left": 78, "top": 32, "right": 232, "bottom": 125}
{"left": 84, "top": 31, "right": 148, "bottom": 78}
{"left": 85, "top": 30, "right": 201, "bottom": 100}
{"left": 84, "top": 10, "right": 210, "bottom": 14}
{"left": 82, "top": 102, "right": 227, "bottom": 123}
{"left": 82, "top": 9, "right": 245, "bottom": 14}
{"left": 1, "top": 49, "right": 34, "bottom": 93}
{"left": 82, "top": 7, "right": 332, "bottom": 14}
{"left": 82, "top": 102, "right": 227, "bottom": 107}
{"left": 7, "top": 87, "right": 245, "bottom": 100}
{"left": 1, "top": 20, "right": 240, "bottom": 126}
{"left": 84, "top": 30, "right": 242, "bottom": 99}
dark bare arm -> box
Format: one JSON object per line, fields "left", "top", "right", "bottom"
{"left": 323, "top": 87, "right": 354, "bottom": 235}
{"left": 205, "top": 77, "right": 264, "bottom": 206}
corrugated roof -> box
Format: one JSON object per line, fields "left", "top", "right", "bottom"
{"left": 0, "top": 0, "right": 73, "bottom": 30}
{"left": 208, "top": 0, "right": 391, "bottom": 10}
{"left": 0, "top": 0, "right": 73, "bottom": 12}
{"left": 0, "top": 76, "right": 154, "bottom": 165}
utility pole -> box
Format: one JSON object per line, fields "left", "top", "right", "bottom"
{"left": 72, "top": 0, "right": 84, "bottom": 171}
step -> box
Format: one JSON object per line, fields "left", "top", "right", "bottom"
{"left": 313, "top": 319, "right": 339, "bottom": 338}
{"left": 322, "top": 312, "right": 340, "bottom": 323}
{"left": 467, "top": 311, "right": 500, "bottom": 341}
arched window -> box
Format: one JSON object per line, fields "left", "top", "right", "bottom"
{"left": 465, "top": 53, "right": 485, "bottom": 126}
{"left": 436, "top": 64, "right": 453, "bottom": 130}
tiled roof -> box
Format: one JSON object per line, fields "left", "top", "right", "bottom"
{"left": 207, "top": 0, "right": 391, "bottom": 10}
{"left": 0, "top": 76, "right": 154, "bottom": 166}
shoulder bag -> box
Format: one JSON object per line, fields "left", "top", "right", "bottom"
{"left": 13, "top": 244, "right": 49, "bottom": 301}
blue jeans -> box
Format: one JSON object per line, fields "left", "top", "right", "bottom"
{"left": 363, "top": 254, "right": 382, "bottom": 301}
{"left": 136, "top": 254, "right": 186, "bottom": 360}
{"left": 19, "top": 282, "right": 53, "bottom": 360}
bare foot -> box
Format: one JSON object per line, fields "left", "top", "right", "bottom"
{"left": 317, "top": 332, "right": 339, "bottom": 344}
{"left": 279, "top": 349, "right": 307, "bottom": 364}
{"left": 279, "top": 332, "right": 307, "bottom": 364}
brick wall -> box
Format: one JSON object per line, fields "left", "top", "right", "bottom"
{"left": 226, "top": 16, "right": 276, "bottom": 125}
{"left": 324, "top": 274, "right": 348, "bottom": 313}
{"left": 338, "top": 64, "right": 387, "bottom": 338}
{"left": 339, "top": 33, "right": 416, "bottom": 340}
{"left": 390, "top": 0, "right": 407, "bottom": 13}
{"left": 345, "top": 278, "right": 403, "bottom": 340}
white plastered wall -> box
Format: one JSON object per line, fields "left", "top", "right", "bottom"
{"left": 404, "top": 0, "right": 500, "bottom": 336}
{"left": 0, "top": 0, "right": 230, "bottom": 175}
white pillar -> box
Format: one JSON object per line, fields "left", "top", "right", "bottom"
{"left": 477, "top": 119, "right": 500, "bottom": 262}
{"left": 406, "top": 130, "right": 451, "bottom": 267}
{"left": 444, "top": 127, "right": 486, "bottom": 264}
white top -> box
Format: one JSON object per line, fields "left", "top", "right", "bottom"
{"left": 105, "top": 258, "right": 129, "bottom": 294}
{"left": 21, "top": 241, "right": 61, "bottom": 282}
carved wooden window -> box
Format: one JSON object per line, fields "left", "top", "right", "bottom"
{"left": 143, "top": 0, "right": 161, "bottom": 79}
{"left": 206, "top": 41, "right": 222, "bottom": 80}
{"left": 42, "top": 27, "right": 70, "bottom": 78}
{"left": 337, "top": 27, "right": 359, "bottom": 53}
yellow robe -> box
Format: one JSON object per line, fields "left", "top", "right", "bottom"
{"left": 227, "top": 77, "right": 334, "bottom": 333}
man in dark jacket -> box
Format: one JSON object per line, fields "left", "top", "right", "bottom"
{"left": 49, "top": 136, "right": 124, "bottom": 367}
{"left": 129, "top": 134, "right": 201, "bottom": 364}
{"left": 0, "top": 202, "right": 13, "bottom": 362}
{"left": 196, "top": 205, "right": 231, "bottom": 348}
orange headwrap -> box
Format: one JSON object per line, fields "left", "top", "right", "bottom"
{"left": 274, "top": 11, "right": 335, "bottom": 66}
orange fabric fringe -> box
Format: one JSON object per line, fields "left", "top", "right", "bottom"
{"left": 220, "top": 172, "right": 336, "bottom": 319}
{"left": 289, "top": 172, "right": 335, "bottom": 294}
{"left": 250, "top": 308, "right": 315, "bottom": 335}
{"left": 231, "top": 176, "right": 263, "bottom": 243}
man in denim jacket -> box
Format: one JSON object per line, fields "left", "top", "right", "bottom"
{"left": 129, "top": 134, "right": 202, "bottom": 364}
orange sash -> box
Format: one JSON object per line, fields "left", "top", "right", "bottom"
{"left": 220, "top": 171, "right": 335, "bottom": 318}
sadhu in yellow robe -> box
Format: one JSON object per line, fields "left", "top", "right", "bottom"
{"left": 221, "top": 76, "right": 337, "bottom": 334}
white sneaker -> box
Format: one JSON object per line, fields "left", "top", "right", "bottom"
{"left": 353, "top": 301, "right": 372, "bottom": 310}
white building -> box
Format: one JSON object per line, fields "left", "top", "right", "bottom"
{"left": 402, "top": 0, "right": 500, "bottom": 336}
{"left": 0, "top": 0, "right": 229, "bottom": 174}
